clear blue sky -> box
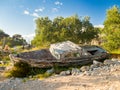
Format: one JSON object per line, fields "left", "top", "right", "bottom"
{"left": 0, "top": 0, "right": 120, "bottom": 37}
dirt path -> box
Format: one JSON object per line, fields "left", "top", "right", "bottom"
{"left": 0, "top": 69, "right": 120, "bottom": 90}
{"left": 0, "top": 71, "right": 6, "bottom": 81}
{"left": 41, "top": 71, "right": 120, "bottom": 90}
{"left": 1, "top": 59, "right": 120, "bottom": 90}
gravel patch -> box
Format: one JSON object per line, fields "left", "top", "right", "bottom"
{"left": 1, "top": 59, "right": 120, "bottom": 90}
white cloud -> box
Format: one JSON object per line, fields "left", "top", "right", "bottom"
{"left": 94, "top": 25, "right": 104, "bottom": 28}
{"left": 23, "top": 33, "right": 35, "bottom": 43}
{"left": 52, "top": 8, "right": 58, "bottom": 12}
{"left": 31, "top": 13, "right": 39, "bottom": 17}
{"left": 24, "top": 10, "right": 30, "bottom": 15}
{"left": 23, "top": 9, "right": 40, "bottom": 17}
{"left": 55, "top": 1, "right": 63, "bottom": 5}
{"left": 35, "top": 7, "right": 45, "bottom": 12}
{"left": 23, "top": 33, "right": 35, "bottom": 38}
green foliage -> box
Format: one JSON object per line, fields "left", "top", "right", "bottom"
{"left": 29, "top": 67, "right": 51, "bottom": 75}
{"left": 5, "top": 62, "right": 31, "bottom": 77}
{"left": 0, "top": 29, "right": 9, "bottom": 48}
{"left": 0, "top": 51, "right": 10, "bottom": 61}
{"left": 0, "top": 31, "right": 27, "bottom": 48}
{"left": 6, "top": 34, "right": 27, "bottom": 47}
{"left": 0, "top": 29, "right": 9, "bottom": 40}
{"left": 103, "top": 5, "right": 120, "bottom": 51}
{"left": 111, "top": 49, "right": 120, "bottom": 54}
{"left": 80, "top": 16, "right": 98, "bottom": 43}
{"left": 32, "top": 15, "right": 98, "bottom": 47}
{"left": 4, "top": 62, "right": 53, "bottom": 78}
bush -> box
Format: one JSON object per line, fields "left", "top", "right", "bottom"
{"left": 5, "top": 62, "right": 31, "bottom": 77}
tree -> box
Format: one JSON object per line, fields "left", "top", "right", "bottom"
{"left": 0, "top": 29, "right": 9, "bottom": 49}
{"left": 12, "top": 34, "right": 22, "bottom": 40}
{"left": 52, "top": 16, "right": 64, "bottom": 42}
{"left": 7, "top": 34, "right": 27, "bottom": 47}
{"left": 80, "top": 16, "right": 98, "bottom": 44}
{"left": 0, "top": 29, "right": 9, "bottom": 40}
{"left": 32, "top": 15, "right": 98, "bottom": 47}
{"left": 32, "top": 17, "right": 53, "bottom": 46}
{"left": 103, "top": 5, "right": 120, "bottom": 51}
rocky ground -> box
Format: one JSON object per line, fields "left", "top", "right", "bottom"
{"left": 1, "top": 59, "right": 120, "bottom": 90}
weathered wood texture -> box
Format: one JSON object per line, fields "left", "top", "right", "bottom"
{"left": 9, "top": 49, "right": 108, "bottom": 68}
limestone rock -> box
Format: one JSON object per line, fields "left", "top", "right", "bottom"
{"left": 80, "top": 66, "right": 90, "bottom": 72}
{"left": 46, "top": 68, "right": 54, "bottom": 74}
{"left": 104, "top": 60, "right": 116, "bottom": 65}
{"left": 71, "top": 68, "right": 80, "bottom": 75}
{"left": 93, "top": 60, "right": 103, "bottom": 67}
{"left": 59, "top": 70, "right": 71, "bottom": 76}
{"left": 65, "top": 70, "right": 71, "bottom": 75}
{"left": 59, "top": 71, "right": 66, "bottom": 76}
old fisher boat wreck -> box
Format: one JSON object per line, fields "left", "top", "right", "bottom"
{"left": 9, "top": 41, "right": 109, "bottom": 68}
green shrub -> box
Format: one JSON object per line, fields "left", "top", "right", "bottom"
{"left": 5, "top": 62, "right": 31, "bottom": 77}
{"left": 53, "top": 64, "right": 72, "bottom": 74}
{"left": 33, "top": 72, "right": 53, "bottom": 80}
{"left": 29, "top": 67, "right": 51, "bottom": 75}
